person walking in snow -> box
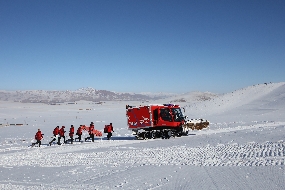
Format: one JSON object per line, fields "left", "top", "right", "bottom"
{"left": 75, "top": 126, "right": 82, "bottom": 142}
{"left": 85, "top": 122, "right": 95, "bottom": 142}
{"left": 106, "top": 123, "right": 114, "bottom": 140}
{"left": 49, "top": 126, "right": 60, "bottom": 146}
{"left": 59, "top": 126, "right": 66, "bottom": 144}
{"left": 32, "top": 129, "right": 44, "bottom": 147}
{"left": 68, "top": 125, "right": 75, "bottom": 144}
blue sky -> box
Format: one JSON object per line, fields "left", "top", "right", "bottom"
{"left": 1, "top": 0, "right": 285, "bottom": 93}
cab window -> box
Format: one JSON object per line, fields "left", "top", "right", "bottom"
{"left": 160, "top": 108, "right": 172, "bottom": 121}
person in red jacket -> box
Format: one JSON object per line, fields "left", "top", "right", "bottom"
{"left": 49, "top": 126, "right": 60, "bottom": 146}
{"left": 59, "top": 126, "right": 66, "bottom": 144}
{"left": 106, "top": 123, "right": 114, "bottom": 140}
{"left": 68, "top": 125, "right": 75, "bottom": 144}
{"left": 32, "top": 129, "right": 44, "bottom": 147}
{"left": 75, "top": 126, "right": 82, "bottom": 142}
{"left": 85, "top": 122, "right": 95, "bottom": 142}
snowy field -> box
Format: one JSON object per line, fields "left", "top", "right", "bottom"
{"left": 0, "top": 82, "right": 285, "bottom": 190}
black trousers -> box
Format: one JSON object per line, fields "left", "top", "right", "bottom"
{"left": 69, "top": 136, "right": 74, "bottom": 144}
{"left": 60, "top": 136, "right": 65, "bottom": 143}
{"left": 32, "top": 140, "right": 41, "bottom": 147}
{"left": 107, "top": 132, "right": 112, "bottom": 140}
{"left": 75, "top": 135, "right": 82, "bottom": 141}
{"left": 85, "top": 134, "right": 94, "bottom": 142}
{"left": 49, "top": 135, "right": 60, "bottom": 145}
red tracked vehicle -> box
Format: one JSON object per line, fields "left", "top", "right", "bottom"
{"left": 126, "top": 104, "right": 188, "bottom": 139}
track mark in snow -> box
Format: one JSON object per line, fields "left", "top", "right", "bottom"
{"left": 196, "top": 121, "right": 285, "bottom": 136}
{"left": 0, "top": 141, "right": 284, "bottom": 167}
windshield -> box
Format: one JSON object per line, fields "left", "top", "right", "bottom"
{"left": 171, "top": 108, "right": 184, "bottom": 122}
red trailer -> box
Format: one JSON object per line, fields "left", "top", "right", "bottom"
{"left": 126, "top": 104, "right": 187, "bottom": 139}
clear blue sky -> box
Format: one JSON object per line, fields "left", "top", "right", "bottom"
{"left": 1, "top": 0, "right": 284, "bottom": 93}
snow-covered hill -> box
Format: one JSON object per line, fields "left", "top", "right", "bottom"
{"left": 186, "top": 82, "right": 285, "bottom": 119}
{"left": 0, "top": 82, "right": 284, "bottom": 189}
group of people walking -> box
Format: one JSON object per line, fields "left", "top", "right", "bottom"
{"left": 32, "top": 122, "right": 114, "bottom": 147}
{"left": 49, "top": 125, "right": 71, "bottom": 146}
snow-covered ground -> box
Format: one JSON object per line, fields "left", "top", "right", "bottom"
{"left": 0, "top": 82, "right": 285, "bottom": 189}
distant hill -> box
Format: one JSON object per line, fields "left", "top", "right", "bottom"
{"left": 164, "top": 91, "right": 218, "bottom": 103}
{"left": 4, "top": 83, "right": 282, "bottom": 105}
{"left": 0, "top": 88, "right": 152, "bottom": 103}
{"left": 0, "top": 87, "right": 218, "bottom": 104}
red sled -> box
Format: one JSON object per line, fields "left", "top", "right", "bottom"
{"left": 80, "top": 125, "right": 102, "bottom": 137}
